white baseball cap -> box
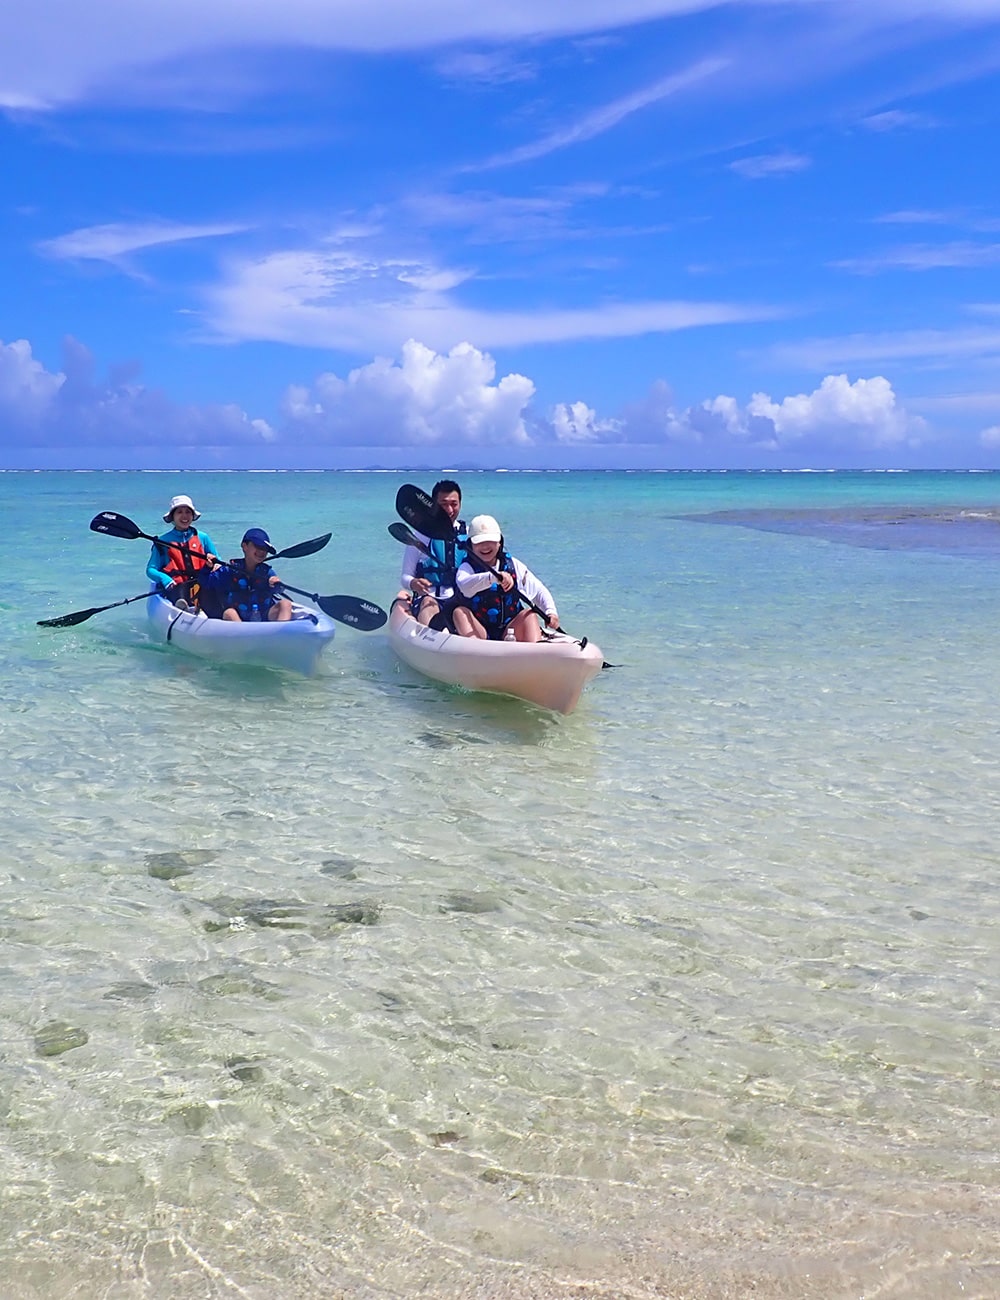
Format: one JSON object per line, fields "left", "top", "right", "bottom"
{"left": 468, "top": 514, "right": 502, "bottom": 544}
{"left": 163, "top": 494, "right": 201, "bottom": 522}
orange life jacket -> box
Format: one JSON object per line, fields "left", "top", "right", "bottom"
{"left": 161, "top": 531, "right": 210, "bottom": 604}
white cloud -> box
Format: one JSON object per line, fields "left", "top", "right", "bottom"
{"left": 0, "top": 336, "right": 956, "bottom": 469}
{"left": 551, "top": 400, "right": 622, "bottom": 444}
{"left": 910, "top": 390, "right": 1000, "bottom": 415}
{"left": 0, "top": 336, "right": 274, "bottom": 462}
{"left": 38, "top": 220, "right": 249, "bottom": 267}
{"left": 729, "top": 151, "right": 811, "bottom": 179}
{"left": 620, "top": 373, "right": 925, "bottom": 452}
{"left": 746, "top": 374, "right": 918, "bottom": 447}
{"left": 476, "top": 57, "right": 729, "bottom": 169}
{"left": 280, "top": 339, "right": 535, "bottom": 446}
{"left": 834, "top": 241, "right": 1000, "bottom": 273}
{"left": 874, "top": 209, "right": 952, "bottom": 225}
{"left": 5, "top": 0, "right": 1000, "bottom": 114}
{"left": 0, "top": 3, "right": 741, "bottom": 110}
{"left": 859, "top": 109, "right": 934, "bottom": 132}
{"left": 980, "top": 424, "right": 1000, "bottom": 447}
{"left": 767, "top": 326, "right": 1000, "bottom": 370}
{"left": 206, "top": 247, "right": 778, "bottom": 352}
{"left": 435, "top": 49, "right": 536, "bottom": 86}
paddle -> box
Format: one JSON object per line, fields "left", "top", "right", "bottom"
{"left": 38, "top": 590, "right": 159, "bottom": 628}
{"left": 89, "top": 511, "right": 332, "bottom": 563}
{"left": 277, "top": 586, "right": 387, "bottom": 631}
{"left": 394, "top": 485, "right": 455, "bottom": 542}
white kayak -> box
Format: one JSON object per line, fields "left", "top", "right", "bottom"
{"left": 147, "top": 593, "right": 336, "bottom": 675}
{"left": 388, "top": 599, "right": 604, "bottom": 714}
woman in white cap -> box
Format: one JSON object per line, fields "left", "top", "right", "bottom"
{"left": 453, "top": 514, "right": 560, "bottom": 642}
{"left": 145, "top": 495, "right": 221, "bottom": 610}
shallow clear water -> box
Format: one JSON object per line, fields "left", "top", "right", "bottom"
{"left": 2, "top": 471, "right": 998, "bottom": 1298}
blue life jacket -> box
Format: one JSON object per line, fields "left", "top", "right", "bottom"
{"left": 465, "top": 549, "right": 521, "bottom": 639}
{"left": 416, "top": 519, "right": 468, "bottom": 593}
{"left": 213, "top": 558, "right": 276, "bottom": 621}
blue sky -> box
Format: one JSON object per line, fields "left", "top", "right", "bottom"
{"left": 3, "top": 0, "right": 1000, "bottom": 469}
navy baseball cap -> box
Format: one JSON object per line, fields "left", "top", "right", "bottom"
{"left": 242, "top": 528, "right": 273, "bottom": 550}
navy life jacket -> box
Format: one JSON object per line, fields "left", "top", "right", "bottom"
{"left": 217, "top": 558, "right": 276, "bottom": 621}
{"left": 416, "top": 519, "right": 468, "bottom": 594}
{"left": 465, "top": 548, "right": 521, "bottom": 639}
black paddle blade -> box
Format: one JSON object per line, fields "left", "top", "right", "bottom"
{"left": 387, "top": 522, "right": 430, "bottom": 554}
{"left": 395, "top": 484, "right": 454, "bottom": 542}
{"left": 273, "top": 532, "right": 332, "bottom": 561}
{"left": 90, "top": 511, "right": 143, "bottom": 540}
{"left": 38, "top": 607, "right": 104, "bottom": 628}
{"left": 37, "top": 589, "right": 157, "bottom": 628}
{"left": 318, "top": 595, "right": 388, "bottom": 631}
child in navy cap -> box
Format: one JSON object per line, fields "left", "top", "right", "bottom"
{"left": 203, "top": 528, "right": 293, "bottom": 622}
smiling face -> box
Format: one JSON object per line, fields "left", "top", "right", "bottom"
{"left": 242, "top": 539, "right": 270, "bottom": 570}
{"left": 471, "top": 539, "right": 500, "bottom": 565}
{"left": 170, "top": 505, "right": 196, "bottom": 529}
{"left": 434, "top": 490, "right": 462, "bottom": 523}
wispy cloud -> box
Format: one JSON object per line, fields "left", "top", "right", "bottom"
{"left": 859, "top": 109, "right": 934, "bottom": 132}
{"left": 874, "top": 209, "right": 953, "bottom": 225}
{"left": 908, "top": 391, "right": 1000, "bottom": 414}
{"left": 729, "top": 151, "right": 810, "bottom": 179}
{"left": 435, "top": 48, "right": 536, "bottom": 86}
{"left": 204, "top": 245, "right": 779, "bottom": 353}
{"left": 874, "top": 210, "right": 1000, "bottom": 233}
{"left": 474, "top": 56, "right": 729, "bottom": 170}
{"left": 38, "top": 220, "right": 249, "bottom": 267}
{"left": 767, "top": 326, "right": 1000, "bottom": 370}
{"left": 833, "top": 241, "right": 1000, "bottom": 273}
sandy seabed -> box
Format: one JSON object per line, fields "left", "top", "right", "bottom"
{"left": 4, "top": 1184, "right": 998, "bottom": 1300}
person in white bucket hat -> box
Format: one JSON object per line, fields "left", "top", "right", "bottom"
{"left": 453, "top": 514, "right": 560, "bottom": 643}
{"left": 145, "top": 494, "right": 221, "bottom": 610}
{"left": 162, "top": 494, "right": 201, "bottom": 523}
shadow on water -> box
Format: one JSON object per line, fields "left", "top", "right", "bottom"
{"left": 361, "top": 636, "right": 574, "bottom": 748}
{"left": 120, "top": 631, "right": 305, "bottom": 701}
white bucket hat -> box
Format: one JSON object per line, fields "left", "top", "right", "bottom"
{"left": 163, "top": 494, "right": 201, "bottom": 522}
{"left": 468, "top": 514, "right": 502, "bottom": 544}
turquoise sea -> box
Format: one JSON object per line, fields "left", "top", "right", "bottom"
{"left": 2, "top": 470, "right": 999, "bottom": 1299}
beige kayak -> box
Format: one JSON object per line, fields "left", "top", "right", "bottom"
{"left": 388, "top": 599, "right": 604, "bottom": 714}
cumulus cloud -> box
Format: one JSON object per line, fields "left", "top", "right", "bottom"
{"left": 980, "top": 424, "right": 1000, "bottom": 448}
{"left": 281, "top": 339, "right": 535, "bottom": 447}
{"left": 619, "top": 373, "right": 925, "bottom": 454}
{"left": 0, "top": 334, "right": 944, "bottom": 469}
{"left": 746, "top": 374, "right": 918, "bottom": 447}
{"left": 0, "top": 336, "right": 274, "bottom": 465}
{"left": 551, "top": 400, "right": 622, "bottom": 444}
